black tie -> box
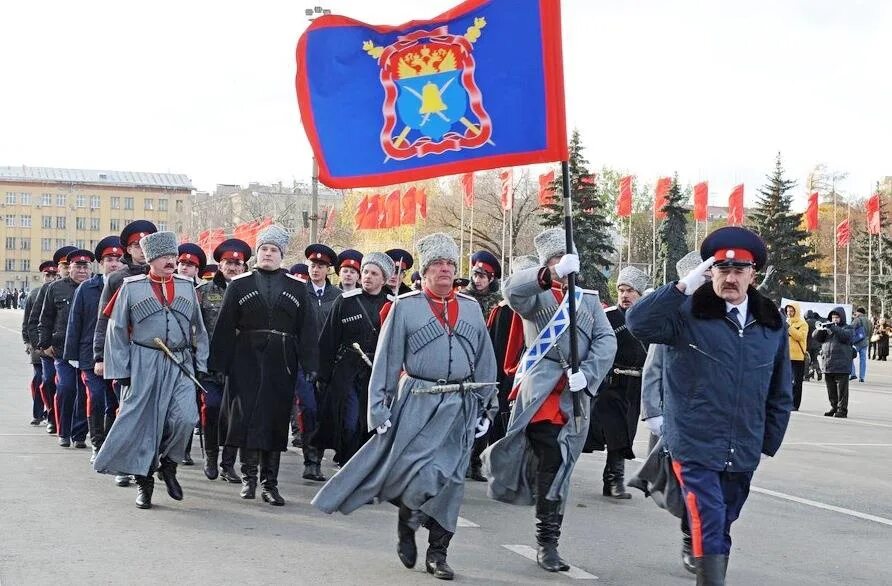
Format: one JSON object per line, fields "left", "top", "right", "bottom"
{"left": 727, "top": 307, "right": 739, "bottom": 325}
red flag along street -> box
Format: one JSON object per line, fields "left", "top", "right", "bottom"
{"left": 460, "top": 172, "right": 475, "bottom": 207}
{"left": 499, "top": 168, "right": 514, "bottom": 211}
{"left": 654, "top": 176, "right": 671, "bottom": 220}
{"left": 867, "top": 193, "right": 881, "bottom": 235}
{"left": 538, "top": 170, "right": 555, "bottom": 206}
{"left": 727, "top": 184, "right": 745, "bottom": 226}
{"left": 401, "top": 187, "right": 417, "bottom": 225}
{"left": 354, "top": 187, "right": 429, "bottom": 230}
{"left": 693, "top": 181, "right": 708, "bottom": 222}
{"left": 806, "top": 192, "right": 819, "bottom": 232}
{"left": 617, "top": 175, "right": 633, "bottom": 218}
{"left": 836, "top": 219, "right": 852, "bottom": 246}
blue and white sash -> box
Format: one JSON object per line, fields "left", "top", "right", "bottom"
{"left": 512, "top": 287, "right": 584, "bottom": 388}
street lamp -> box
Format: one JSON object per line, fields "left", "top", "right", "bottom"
{"left": 305, "top": 5, "right": 331, "bottom": 243}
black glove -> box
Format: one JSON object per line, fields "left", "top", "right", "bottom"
{"left": 116, "top": 378, "right": 131, "bottom": 388}
{"left": 316, "top": 379, "right": 329, "bottom": 393}
{"left": 304, "top": 371, "right": 318, "bottom": 384}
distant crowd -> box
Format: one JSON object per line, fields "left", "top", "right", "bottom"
{"left": 0, "top": 288, "right": 26, "bottom": 309}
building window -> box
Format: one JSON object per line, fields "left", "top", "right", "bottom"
{"left": 175, "top": 200, "right": 184, "bottom": 212}
{"left": 5, "top": 192, "right": 16, "bottom": 205}
{"left": 56, "top": 216, "right": 66, "bottom": 229}
{"left": 5, "top": 259, "right": 15, "bottom": 272}
{"left": 111, "top": 196, "right": 120, "bottom": 209}
{"left": 124, "top": 197, "right": 134, "bottom": 210}
{"left": 56, "top": 194, "right": 66, "bottom": 207}
{"left": 5, "top": 214, "right": 16, "bottom": 227}
{"left": 110, "top": 218, "right": 121, "bottom": 232}
{"left": 144, "top": 198, "right": 154, "bottom": 211}
{"left": 157, "top": 221, "right": 168, "bottom": 232}
{"left": 21, "top": 193, "right": 31, "bottom": 205}
{"left": 20, "top": 215, "right": 31, "bottom": 227}
{"left": 20, "top": 238, "right": 30, "bottom": 251}
{"left": 6, "top": 237, "right": 15, "bottom": 250}
{"left": 41, "top": 238, "right": 52, "bottom": 252}
{"left": 20, "top": 259, "right": 30, "bottom": 272}
{"left": 159, "top": 198, "right": 168, "bottom": 211}
{"left": 42, "top": 216, "right": 52, "bottom": 229}
{"left": 90, "top": 195, "right": 101, "bottom": 209}
{"left": 76, "top": 239, "right": 85, "bottom": 249}
{"left": 76, "top": 217, "right": 87, "bottom": 230}
{"left": 55, "top": 239, "right": 65, "bottom": 248}
{"left": 76, "top": 194, "right": 86, "bottom": 208}
{"left": 41, "top": 193, "right": 52, "bottom": 206}
{"left": 90, "top": 218, "right": 100, "bottom": 231}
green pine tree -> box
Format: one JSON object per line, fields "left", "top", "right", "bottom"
{"left": 654, "top": 174, "right": 689, "bottom": 284}
{"left": 541, "top": 130, "right": 616, "bottom": 300}
{"left": 748, "top": 152, "right": 822, "bottom": 302}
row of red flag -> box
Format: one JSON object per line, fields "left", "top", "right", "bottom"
{"left": 192, "top": 217, "right": 275, "bottom": 253}
{"left": 833, "top": 193, "right": 883, "bottom": 246}
{"left": 354, "top": 187, "right": 428, "bottom": 230}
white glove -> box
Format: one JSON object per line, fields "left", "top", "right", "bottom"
{"left": 376, "top": 419, "right": 392, "bottom": 435}
{"left": 68, "top": 360, "right": 79, "bottom": 369}
{"left": 568, "top": 370, "right": 587, "bottom": 392}
{"left": 645, "top": 416, "right": 663, "bottom": 437}
{"left": 553, "top": 253, "right": 580, "bottom": 278}
{"left": 678, "top": 257, "right": 715, "bottom": 295}
{"left": 475, "top": 416, "right": 491, "bottom": 438}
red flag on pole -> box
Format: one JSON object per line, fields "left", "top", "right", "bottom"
{"left": 836, "top": 219, "right": 851, "bottom": 246}
{"left": 460, "top": 173, "right": 475, "bottom": 207}
{"left": 580, "top": 173, "right": 597, "bottom": 186}
{"left": 197, "top": 230, "right": 210, "bottom": 251}
{"left": 418, "top": 187, "right": 427, "bottom": 219}
{"left": 354, "top": 195, "right": 369, "bottom": 230}
{"left": 693, "top": 181, "right": 708, "bottom": 222}
{"left": 867, "top": 193, "right": 881, "bottom": 235}
{"left": 401, "top": 187, "right": 417, "bottom": 225}
{"left": 361, "top": 194, "right": 383, "bottom": 229}
{"left": 207, "top": 228, "right": 226, "bottom": 252}
{"left": 617, "top": 175, "right": 633, "bottom": 218}
{"left": 805, "top": 192, "right": 819, "bottom": 232}
{"left": 727, "top": 184, "right": 744, "bottom": 226}
{"left": 383, "top": 190, "right": 402, "bottom": 228}
{"left": 538, "top": 170, "right": 555, "bottom": 206}
{"left": 654, "top": 177, "right": 671, "bottom": 220}
{"left": 499, "top": 169, "right": 513, "bottom": 210}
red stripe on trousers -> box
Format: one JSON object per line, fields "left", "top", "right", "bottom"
{"left": 672, "top": 460, "right": 704, "bottom": 558}
{"left": 80, "top": 371, "right": 92, "bottom": 417}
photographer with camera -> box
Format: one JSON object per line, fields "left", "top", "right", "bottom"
{"left": 812, "top": 307, "right": 854, "bottom": 418}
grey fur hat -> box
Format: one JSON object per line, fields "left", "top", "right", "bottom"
{"left": 256, "top": 224, "right": 290, "bottom": 255}
{"left": 676, "top": 251, "right": 703, "bottom": 279}
{"left": 417, "top": 232, "right": 459, "bottom": 275}
{"left": 361, "top": 251, "right": 395, "bottom": 282}
{"left": 511, "top": 254, "right": 539, "bottom": 274}
{"left": 139, "top": 231, "right": 178, "bottom": 263}
{"left": 617, "top": 265, "right": 649, "bottom": 294}
{"left": 534, "top": 227, "right": 575, "bottom": 265}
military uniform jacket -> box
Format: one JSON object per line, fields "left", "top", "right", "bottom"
{"left": 208, "top": 268, "right": 319, "bottom": 452}
{"left": 307, "top": 280, "right": 342, "bottom": 332}
{"left": 26, "top": 284, "right": 51, "bottom": 348}
{"left": 312, "top": 289, "right": 498, "bottom": 533}
{"left": 63, "top": 274, "right": 105, "bottom": 369}
{"left": 196, "top": 271, "right": 228, "bottom": 337}
{"left": 37, "top": 277, "right": 81, "bottom": 352}
{"left": 22, "top": 286, "right": 43, "bottom": 365}
{"left": 482, "top": 267, "right": 616, "bottom": 509}
{"left": 462, "top": 284, "right": 502, "bottom": 320}
{"left": 93, "top": 259, "right": 149, "bottom": 364}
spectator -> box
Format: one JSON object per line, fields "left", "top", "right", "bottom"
{"left": 813, "top": 307, "right": 854, "bottom": 418}
{"left": 876, "top": 319, "right": 891, "bottom": 361}
{"left": 850, "top": 307, "right": 872, "bottom": 382}
{"left": 785, "top": 303, "right": 808, "bottom": 411}
{"left": 804, "top": 310, "right": 823, "bottom": 381}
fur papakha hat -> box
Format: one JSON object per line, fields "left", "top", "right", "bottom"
{"left": 534, "top": 227, "right": 575, "bottom": 265}
{"left": 139, "top": 231, "right": 179, "bottom": 263}
{"left": 361, "top": 251, "right": 395, "bottom": 282}
{"left": 616, "top": 265, "right": 649, "bottom": 294}
{"left": 511, "top": 254, "right": 540, "bottom": 275}
{"left": 675, "top": 250, "right": 703, "bottom": 279}
{"left": 416, "top": 232, "right": 460, "bottom": 274}
{"left": 256, "top": 224, "right": 290, "bottom": 255}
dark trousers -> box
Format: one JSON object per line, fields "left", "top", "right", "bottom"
{"left": 39, "top": 356, "right": 57, "bottom": 425}
{"left": 30, "top": 363, "right": 45, "bottom": 420}
{"left": 202, "top": 379, "right": 224, "bottom": 454}
{"left": 825, "top": 373, "right": 849, "bottom": 414}
{"left": 672, "top": 461, "right": 753, "bottom": 556}
{"left": 81, "top": 369, "right": 114, "bottom": 418}
{"left": 591, "top": 379, "right": 641, "bottom": 458}
{"left": 55, "top": 359, "right": 88, "bottom": 441}
{"left": 790, "top": 360, "right": 804, "bottom": 410}
{"left": 294, "top": 369, "right": 317, "bottom": 436}
{"left": 526, "top": 422, "right": 563, "bottom": 499}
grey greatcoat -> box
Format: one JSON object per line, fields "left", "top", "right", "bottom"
{"left": 482, "top": 267, "right": 616, "bottom": 509}
{"left": 93, "top": 274, "right": 209, "bottom": 476}
{"left": 312, "top": 290, "right": 497, "bottom": 533}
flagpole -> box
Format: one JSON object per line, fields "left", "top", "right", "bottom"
{"left": 651, "top": 193, "right": 657, "bottom": 276}
{"left": 845, "top": 203, "right": 851, "bottom": 305}
{"left": 627, "top": 215, "right": 632, "bottom": 268}
{"left": 560, "top": 161, "right": 581, "bottom": 420}
{"left": 833, "top": 179, "right": 838, "bottom": 302}
{"left": 869, "top": 233, "right": 873, "bottom": 317}
{"left": 459, "top": 191, "right": 466, "bottom": 276}
{"left": 468, "top": 196, "right": 476, "bottom": 277}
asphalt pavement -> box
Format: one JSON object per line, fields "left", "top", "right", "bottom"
{"left": 0, "top": 308, "right": 890, "bottom": 585}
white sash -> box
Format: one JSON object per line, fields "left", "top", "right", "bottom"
{"left": 512, "top": 287, "right": 584, "bottom": 388}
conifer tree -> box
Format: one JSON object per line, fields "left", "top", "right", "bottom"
{"left": 654, "top": 174, "right": 689, "bottom": 284}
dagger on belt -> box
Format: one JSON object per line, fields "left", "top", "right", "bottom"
{"left": 153, "top": 337, "right": 209, "bottom": 394}
{"left": 351, "top": 343, "right": 374, "bottom": 368}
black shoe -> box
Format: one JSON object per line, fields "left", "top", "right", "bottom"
{"left": 535, "top": 499, "right": 570, "bottom": 572}
{"left": 135, "top": 475, "right": 154, "bottom": 509}
{"left": 261, "top": 486, "right": 285, "bottom": 506}
{"left": 115, "top": 475, "right": 132, "bottom": 487}
{"left": 291, "top": 436, "right": 303, "bottom": 448}
{"left": 397, "top": 506, "right": 419, "bottom": 569}
{"left": 302, "top": 463, "right": 326, "bottom": 482}
{"left": 859, "top": 378, "right": 864, "bottom": 383}
{"left": 695, "top": 555, "right": 729, "bottom": 585}
{"left": 240, "top": 480, "right": 257, "bottom": 499}
{"left": 204, "top": 456, "right": 219, "bottom": 480}
{"left": 466, "top": 465, "right": 487, "bottom": 482}
{"left": 182, "top": 452, "right": 194, "bottom": 466}
{"left": 425, "top": 521, "right": 455, "bottom": 580}
{"left": 682, "top": 531, "right": 696, "bottom": 574}
{"left": 219, "top": 465, "right": 241, "bottom": 483}
{"left": 29, "top": 418, "right": 41, "bottom": 426}
{"left": 158, "top": 458, "right": 183, "bottom": 500}
{"left": 603, "top": 452, "right": 632, "bottom": 499}
{"left": 46, "top": 422, "right": 56, "bottom": 434}
{"left": 824, "top": 409, "right": 837, "bottom": 417}
{"left": 834, "top": 411, "right": 848, "bottom": 418}
{"left": 425, "top": 556, "right": 455, "bottom": 580}
{"left": 59, "top": 437, "right": 71, "bottom": 448}
{"left": 73, "top": 440, "right": 87, "bottom": 449}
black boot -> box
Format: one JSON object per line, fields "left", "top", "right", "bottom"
{"left": 182, "top": 435, "right": 194, "bottom": 466}
{"left": 397, "top": 504, "right": 421, "bottom": 569}
{"left": 219, "top": 446, "right": 241, "bottom": 482}
{"left": 203, "top": 449, "right": 219, "bottom": 480}
{"left": 424, "top": 520, "right": 455, "bottom": 580}
{"left": 602, "top": 450, "right": 631, "bottom": 499}
{"left": 158, "top": 457, "right": 183, "bottom": 500}
{"left": 535, "top": 497, "right": 571, "bottom": 572}
{"left": 302, "top": 445, "right": 326, "bottom": 481}
{"left": 134, "top": 475, "right": 154, "bottom": 509}
{"left": 681, "top": 529, "right": 696, "bottom": 574}
{"left": 260, "top": 450, "right": 285, "bottom": 506}
{"left": 240, "top": 450, "right": 259, "bottom": 499}
{"left": 695, "top": 555, "right": 728, "bottom": 585}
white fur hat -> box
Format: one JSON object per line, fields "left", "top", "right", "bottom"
{"left": 534, "top": 227, "right": 575, "bottom": 265}
{"left": 139, "top": 231, "right": 178, "bottom": 263}
{"left": 416, "top": 233, "right": 459, "bottom": 275}
{"left": 675, "top": 251, "right": 703, "bottom": 279}
{"left": 511, "top": 254, "right": 539, "bottom": 275}
{"left": 256, "top": 224, "right": 290, "bottom": 255}
{"left": 617, "top": 265, "right": 649, "bottom": 294}
{"left": 361, "top": 251, "right": 395, "bottom": 282}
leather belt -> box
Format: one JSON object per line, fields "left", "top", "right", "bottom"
{"left": 241, "top": 329, "right": 296, "bottom": 338}
{"left": 132, "top": 340, "right": 189, "bottom": 352}
{"left": 405, "top": 372, "right": 466, "bottom": 385}
{"left": 612, "top": 368, "right": 642, "bottom": 378}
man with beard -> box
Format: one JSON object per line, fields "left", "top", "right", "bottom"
{"left": 336, "top": 249, "right": 363, "bottom": 292}
{"left": 314, "top": 252, "right": 393, "bottom": 466}
{"left": 482, "top": 228, "right": 616, "bottom": 574}
{"left": 22, "top": 261, "right": 59, "bottom": 426}
{"left": 196, "top": 238, "right": 251, "bottom": 482}
{"left": 39, "top": 249, "right": 95, "bottom": 448}
{"left": 626, "top": 227, "right": 792, "bottom": 584}
{"left": 28, "top": 245, "right": 76, "bottom": 434}
{"left": 64, "top": 236, "right": 124, "bottom": 461}
{"left": 94, "top": 232, "right": 209, "bottom": 510}
{"left": 386, "top": 248, "right": 414, "bottom": 296}
{"left": 587, "top": 265, "right": 650, "bottom": 499}
{"left": 210, "top": 226, "right": 319, "bottom": 506}
{"left": 313, "top": 233, "right": 497, "bottom": 581}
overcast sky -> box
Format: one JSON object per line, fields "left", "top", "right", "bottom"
{"left": 1, "top": 0, "right": 888, "bottom": 209}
